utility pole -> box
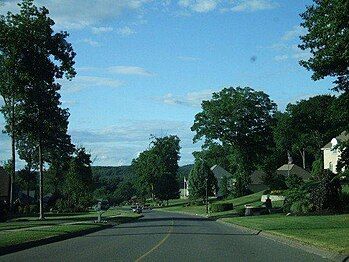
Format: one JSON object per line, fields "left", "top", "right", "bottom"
{"left": 199, "top": 157, "right": 209, "bottom": 214}
{"left": 205, "top": 177, "right": 208, "bottom": 214}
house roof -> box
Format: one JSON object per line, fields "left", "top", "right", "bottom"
{"left": 250, "top": 170, "right": 266, "bottom": 185}
{"left": 210, "top": 165, "right": 231, "bottom": 180}
{"left": 0, "top": 167, "right": 10, "bottom": 198}
{"left": 277, "top": 164, "right": 311, "bottom": 180}
{"left": 322, "top": 131, "right": 349, "bottom": 149}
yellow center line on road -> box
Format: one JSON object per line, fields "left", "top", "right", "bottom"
{"left": 135, "top": 219, "right": 174, "bottom": 262}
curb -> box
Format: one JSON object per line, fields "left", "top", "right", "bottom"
{"left": 216, "top": 219, "right": 349, "bottom": 262}
{"left": 0, "top": 224, "right": 113, "bottom": 256}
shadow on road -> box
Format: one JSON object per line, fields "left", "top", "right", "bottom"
{"left": 136, "top": 217, "right": 208, "bottom": 223}
{"left": 84, "top": 231, "right": 257, "bottom": 237}
{"left": 116, "top": 224, "right": 199, "bottom": 229}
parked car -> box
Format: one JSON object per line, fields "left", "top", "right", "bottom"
{"left": 132, "top": 206, "right": 142, "bottom": 213}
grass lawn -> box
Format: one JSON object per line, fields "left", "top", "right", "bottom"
{"left": 222, "top": 214, "right": 349, "bottom": 254}
{"left": 0, "top": 223, "right": 102, "bottom": 249}
{"left": 157, "top": 191, "right": 267, "bottom": 218}
{"left": 0, "top": 207, "right": 141, "bottom": 250}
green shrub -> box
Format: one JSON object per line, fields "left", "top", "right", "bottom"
{"left": 29, "top": 204, "right": 39, "bottom": 214}
{"left": 234, "top": 206, "right": 245, "bottom": 216}
{"left": 290, "top": 199, "right": 312, "bottom": 215}
{"left": 309, "top": 170, "right": 342, "bottom": 213}
{"left": 340, "top": 192, "right": 349, "bottom": 212}
{"left": 210, "top": 202, "right": 234, "bottom": 213}
{"left": 270, "top": 190, "right": 284, "bottom": 195}
{"left": 23, "top": 205, "right": 30, "bottom": 215}
{"left": 286, "top": 174, "right": 304, "bottom": 189}
{"left": 283, "top": 188, "right": 309, "bottom": 213}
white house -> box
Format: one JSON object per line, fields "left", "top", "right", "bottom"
{"left": 181, "top": 177, "right": 189, "bottom": 198}
{"left": 321, "top": 131, "right": 348, "bottom": 174}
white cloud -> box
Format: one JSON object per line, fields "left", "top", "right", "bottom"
{"left": 69, "top": 120, "right": 200, "bottom": 166}
{"left": 282, "top": 25, "right": 307, "bottom": 41}
{"left": 0, "top": 0, "right": 151, "bottom": 30}
{"left": 274, "top": 54, "right": 288, "bottom": 61}
{"left": 116, "top": 26, "right": 136, "bottom": 36}
{"left": 161, "top": 89, "right": 213, "bottom": 107}
{"left": 81, "top": 38, "right": 101, "bottom": 47}
{"left": 271, "top": 25, "right": 310, "bottom": 62}
{"left": 178, "top": 0, "right": 221, "bottom": 13}
{"left": 60, "top": 76, "right": 123, "bottom": 93}
{"left": 232, "top": 0, "right": 279, "bottom": 12}
{"left": 178, "top": 56, "right": 200, "bottom": 62}
{"left": 62, "top": 100, "right": 77, "bottom": 107}
{"left": 91, "top": 26, "right": 113, "bottom": 34}
{"left": 108, "top": 66, "right": 154, "bottom": 76}
{"left": 291, "top": 44, "right": 311, "bottom": 60}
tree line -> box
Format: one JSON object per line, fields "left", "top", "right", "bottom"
{"left": 0, "top": 0, "right": 94, "bottom": 219}
{"left": 188, "top": 0, "right": 349, "bottom": 205}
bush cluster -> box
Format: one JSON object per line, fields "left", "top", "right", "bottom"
{"left": 210, "top": 202, "right": 234, "bottom": 213}
{"left": 284, "top": 170, "right": 343, "bottom": 215}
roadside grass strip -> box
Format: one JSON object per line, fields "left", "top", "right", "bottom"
{"left": 0, "top": 223, "right": 102, "bottom": 249}
{"left": 222, "top": 214, "right": 349, "bottom": 254}
{"left": 0, "top": 208, "right": 142, "bottom": 252}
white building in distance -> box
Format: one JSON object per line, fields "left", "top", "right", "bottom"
{"left": 321, "top": 131, "right": 348, "bottom": 174}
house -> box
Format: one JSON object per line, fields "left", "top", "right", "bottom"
{"left": 321, "top": 131, "right": 348, "bottom": 174}
{"left": 0, "top": 167, "right": 10, "bottom": 201}
{"left": 180, "top": 177, "right": 189, "bottom": 199}
{"left": 248, "top": 171, "right": 268, "bottom": 192}
{"left": 276, "top": 164, "right": 311, "bottom": 180}
{"left": 210, "top": 165, "right": 236, "bottom": 197}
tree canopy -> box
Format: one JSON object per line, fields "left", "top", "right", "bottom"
{"left": 132, "top": 135, "right": 181, "bottom": 202}
{"left": 192, "top": 87, "right": 277, "bottom": 171}
{"left": 299, "top": 0, "right": 349, "bottom": 92}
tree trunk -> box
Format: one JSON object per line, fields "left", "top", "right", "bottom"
{"left": 299, "top": 148, "right": 306, "bottom": 169}
{"left": 151, "top": 184, "right": 154, "bottom": 201}
{"left": 38, "top": 141, "right": 44, "bottom": 220}
{"left": 27, "top": 181, "right": 30, "bottom": 198}
{"left": 10, "top": 98, "right": 15, "bottom": 215}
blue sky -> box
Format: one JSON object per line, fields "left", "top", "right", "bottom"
{"left": 0, "top": 0, "right": 335, "bottom": 167}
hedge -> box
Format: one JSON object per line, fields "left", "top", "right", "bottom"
{"left": 211, "top": 202, "right": 234, "bottom": 213}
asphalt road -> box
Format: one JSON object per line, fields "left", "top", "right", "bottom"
{"left": 0, "top": 210, "right": 330, "bottom": 262}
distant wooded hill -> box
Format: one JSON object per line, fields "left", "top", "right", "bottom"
{"left": 91, "top": 166, "right": 134, "bottom": 179}
{"left": 92, "top": 164, "right": 193, "bottom": 181}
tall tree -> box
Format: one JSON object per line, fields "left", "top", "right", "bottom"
{"left": 151, "top": 135, "right": 181, "bottom": 203}
{"left": 273, "top": 95, "right": 344, "bottom": 170}
{"left": 0, "top": 17, "right": 27, "bottom": 210}
{"left": 299, "top": 0, "right": 349, "bottom": 93}
{"left": 64, "top": 148, "right": 94, "bottom": 211}
{"left": 17, "top": 167, "right": 37, "bottom": 198}
{"left": 132, "top": 135, "right": 181, "bottom": 202}
{"left": 0, "top": 0, "right": 76, "bottom": 219}
{"left": 188, "top": 158, "right": 217, "bottom": 200}
{"left": 191, "top": 87, "right": 277, "bottom": 195}
{"left": 132, "top": 149, "right": 158, "bottom": 200}
{"left": 299, "top": 0, "right": 349, "bottom": 171}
